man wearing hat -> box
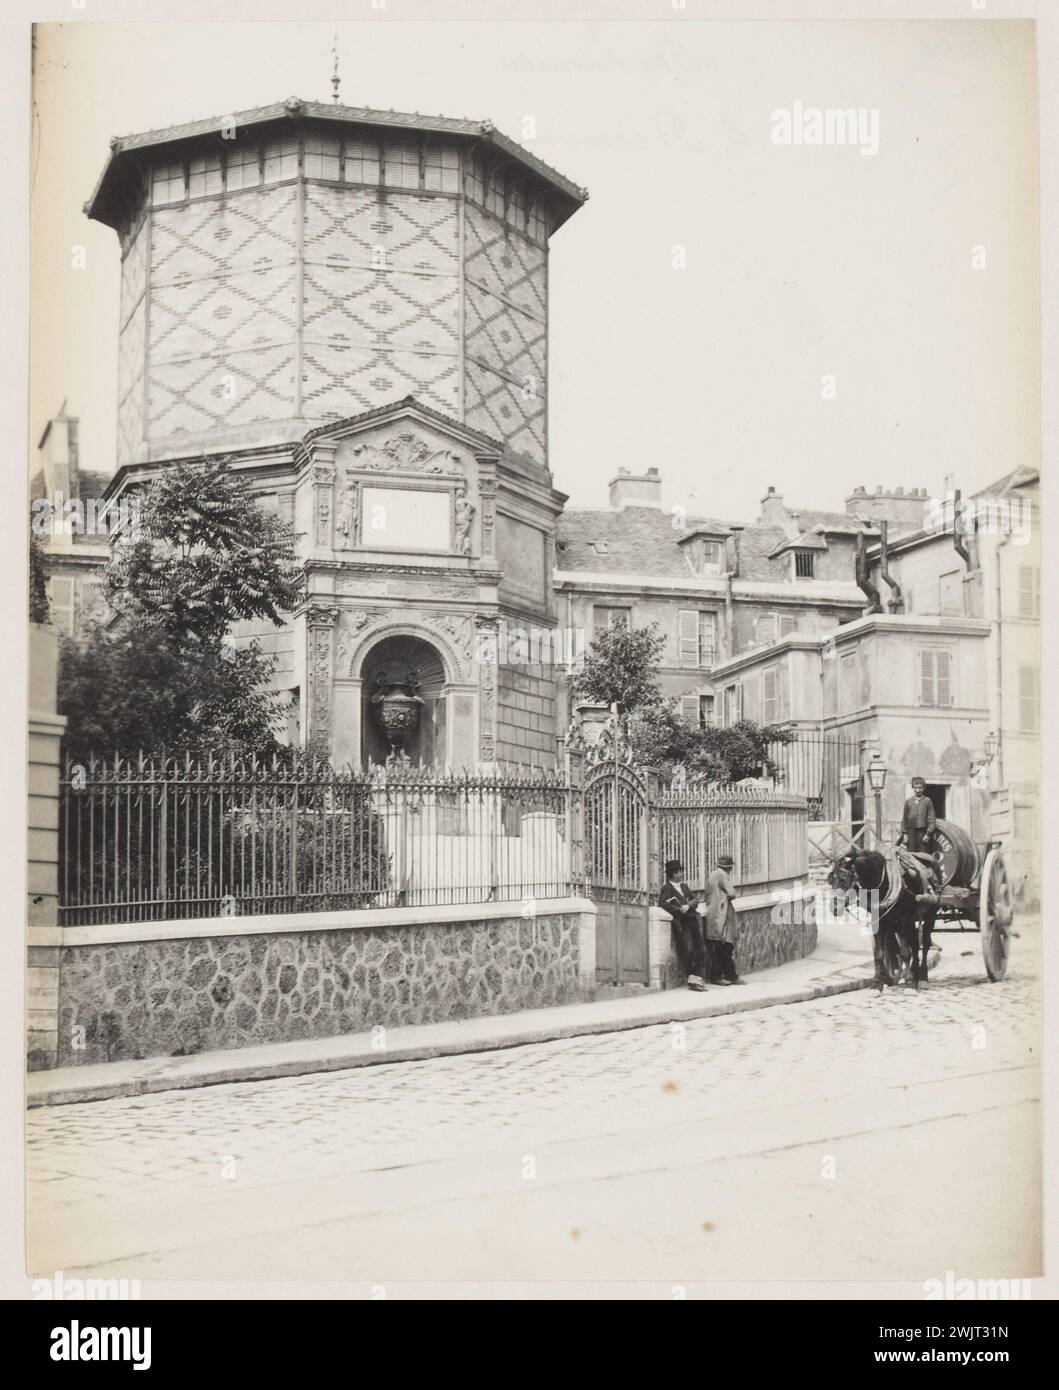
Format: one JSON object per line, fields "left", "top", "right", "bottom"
{"left": 898, "top": 777, "right": 937, "bottom": 855}
{"left": 704, "top": 853, "right": 745, "bottom": 985}
{"left": 659, "top": 860, "right": 708, "bottom": 991}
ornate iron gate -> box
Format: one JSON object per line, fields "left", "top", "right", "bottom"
{"left": 582, "top": 756, "right": 652, "bottom": 985}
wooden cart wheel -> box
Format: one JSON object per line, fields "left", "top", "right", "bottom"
{"left": 980, "top": 847, "right": 1014, "bottom": 982}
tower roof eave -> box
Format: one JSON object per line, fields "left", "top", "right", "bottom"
{"left": 84, "top": 97, "right": 588, "bottom": 231}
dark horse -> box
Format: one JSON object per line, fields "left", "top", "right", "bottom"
{"left": 828, "top": 848, "right": 937, "bottom": 991}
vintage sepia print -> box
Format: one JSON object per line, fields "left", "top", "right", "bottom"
{"left": 24, "top": 14, "right": 1041, "bottom": 1296}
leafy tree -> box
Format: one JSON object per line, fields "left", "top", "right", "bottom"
{"left": 59, "top": 458, "right": 305, "bottom": 760}
{"left": 29, "top": 530, "right": 50, "bottom": 623}
{"left": 104, "top": 456, "right": 304, "bottom": 645}
{"left": 573, "top": 621, "right": 666, "bottom": 713}
{"left": 58, "top": 625, "right": 294, "bottom": 765}
{"left": 574, "top": 619, "right": 795, "bottom": 783}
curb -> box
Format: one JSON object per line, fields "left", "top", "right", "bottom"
{"left": 27, "top": 971, "right": 873, "bottom": 1109}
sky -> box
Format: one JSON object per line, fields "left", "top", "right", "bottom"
{"left": 29, "top": 18, "right": 1039, "bottom": 522}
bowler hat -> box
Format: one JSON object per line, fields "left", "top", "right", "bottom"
{"left": 717, "top": 854, "right": 735, "bottom": 868}
{"left": 664, "top": 859, "right": 684, "bottom": 877}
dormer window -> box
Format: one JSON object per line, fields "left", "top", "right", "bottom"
{"left": 793, "top": 550, "right": 815, "bottom": 579}
{"left": 700, "top": 539, "right": 723, "bottom": 574}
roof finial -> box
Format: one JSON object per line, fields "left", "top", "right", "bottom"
{"left": 331, "top": 30, "right": 340, "bottom": 104}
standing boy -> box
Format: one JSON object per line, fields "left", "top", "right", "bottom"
{"left": 898, "top": 776, "right": 937, "bottom": 854}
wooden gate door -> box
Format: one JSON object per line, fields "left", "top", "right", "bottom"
{"left": 583, "top": 760, "right": 651, "bottom": 984}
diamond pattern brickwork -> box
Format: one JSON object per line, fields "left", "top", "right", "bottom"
{"left": 301, "top": 185, "right": 460, "bottom": 419}
{"left": 116, "top": 218, "right": 149, "bottom": 464}
{"left": 462, "top": 203, "right": 548, "bottom": 465}
{"left": 146, "top": 186, "right": 299, "bottom": 443}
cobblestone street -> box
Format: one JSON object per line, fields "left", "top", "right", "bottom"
{"left": 27, "top": 926, "right": 1041, "bottom": 1287}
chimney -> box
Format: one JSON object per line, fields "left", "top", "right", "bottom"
{"left": 38, "top": 403, "right": 77, "bottom": 502}
{"left": 608, "top": 466, "right": 662, "bottom": 510}
{"left": 759, "top": 485, "right": 790, "bottom": 530}
{"left": 844, "top": 484, "right": 928, "bottom": 534}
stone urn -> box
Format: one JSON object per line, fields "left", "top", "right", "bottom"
{"left": 371, "top": 670, "right": 425, "bottom": 757}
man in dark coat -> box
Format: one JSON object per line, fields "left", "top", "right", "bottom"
{"left": 898, "top": 777, "right": 937, "bottom": 855}
{"left": 658, "top": 859, "right": 708, "bottom": 991}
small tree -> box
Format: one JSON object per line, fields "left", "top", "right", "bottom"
{"left": 573, "top": 620, "right": 793, "bottom": 783}
{"left": 105, "top": 456, "right": 304, "bottom": 645}
{"left": 574, "top": 622, "right": 665, "bottom": 713}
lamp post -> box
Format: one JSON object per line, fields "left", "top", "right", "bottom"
{"left": 866, "top": 753, "right": 888, "bottom": 845}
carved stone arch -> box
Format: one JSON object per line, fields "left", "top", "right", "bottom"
{"left": 348, "top": 617, "right": 466, "bottom": 686}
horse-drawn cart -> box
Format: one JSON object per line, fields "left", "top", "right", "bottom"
{"left": 914, "top": 818, "right": 1015, "bottom": 982}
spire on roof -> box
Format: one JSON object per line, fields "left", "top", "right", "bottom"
{"left": 330, "top": 30, "right": 340, "bottom": 104}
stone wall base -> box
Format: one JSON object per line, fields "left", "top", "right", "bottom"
{"left": 43, "top": 898, "right": 597, "bottom": 1069}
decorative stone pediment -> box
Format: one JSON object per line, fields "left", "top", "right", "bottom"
{"left": 348, "top": 430, "right": 466, "bottom": 477}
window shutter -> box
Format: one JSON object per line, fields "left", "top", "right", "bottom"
{"left": 678, "top": 609, "right": 699, "bottom": 667}
{"left": 935, "top": 650, "right": 952, "bottom": 707}
{"left": 1018, "top": 567, "right": 1039, "bottom": 619}
{"left": 1019, "top": 665, "right": 1039, "bottom": 732}
{"left": 735, "top": 682, "right": 744, "bottom": 721}
{"left": 763, "top": 666, "right": 777, "bottom": 722}
{"left": 779, "top": 613, "right": 798, "bottom": 636}
{"left": 919, "top": 649, "right": 935, "bottom": 705}
{"left": 680, "top": 695, "right": 700, "bottom": 725}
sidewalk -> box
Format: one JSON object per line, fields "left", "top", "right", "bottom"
{"left": 27, "top": 916, "right": 876, "bottom": 1108}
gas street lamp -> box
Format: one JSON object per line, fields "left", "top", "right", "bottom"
{"left": 866, "top": 753, "right": 888, "bottom": 843}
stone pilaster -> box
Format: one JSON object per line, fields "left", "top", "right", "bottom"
{"left": 310, "top": 447, "right": 338, "bottom": 556}
{"left": 478, "top": 475, "right": 498, "bottom": 565}
{"left": 475, "top": 614, "right": 500, "bottom": 765}
{"left": 305, "top": 603, "right": 340, "bottom": 756}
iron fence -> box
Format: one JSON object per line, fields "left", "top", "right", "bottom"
{"left": 652, "top": 787, "right": 808, "bottom": 891}
{"left": 58, "top": 754, "right": 573, "bottom": 925}
{"left": 58, "top": 752, "right": 813, "bottom": 926}
{"left": 765, "top": 731, "right": 863, "bottom": 821}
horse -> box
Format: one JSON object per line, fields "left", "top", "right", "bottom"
{"left": 827, "top": 847, "right": 938, "bottom": 991}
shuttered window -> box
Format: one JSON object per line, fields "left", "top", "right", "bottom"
{"left": 678, "top": 610, "right": 699, "bottom": 667}
{"left": 1019, "top": 665, "right": 1039, "bottom": 733}
{"left": 680, "top": 695, "right": 700, "bottom": 726}
{"left": 723, "top": 683, "right": 742, "bottom": 726}
{"left": 679, "top": 610, "right": 716, "bottom": 667}
{"left": 919, "top": 648, "right": 953, "bottom": 707}
{"left": 1017, "top": 566, "right": 1040, "bottom": 619}
{"left": 762, "top": 664, "right": 788, "bottom": 722}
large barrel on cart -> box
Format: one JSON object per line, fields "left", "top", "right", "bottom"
{"left": 931, "top": 818, "right": 979, "bottom": 887}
